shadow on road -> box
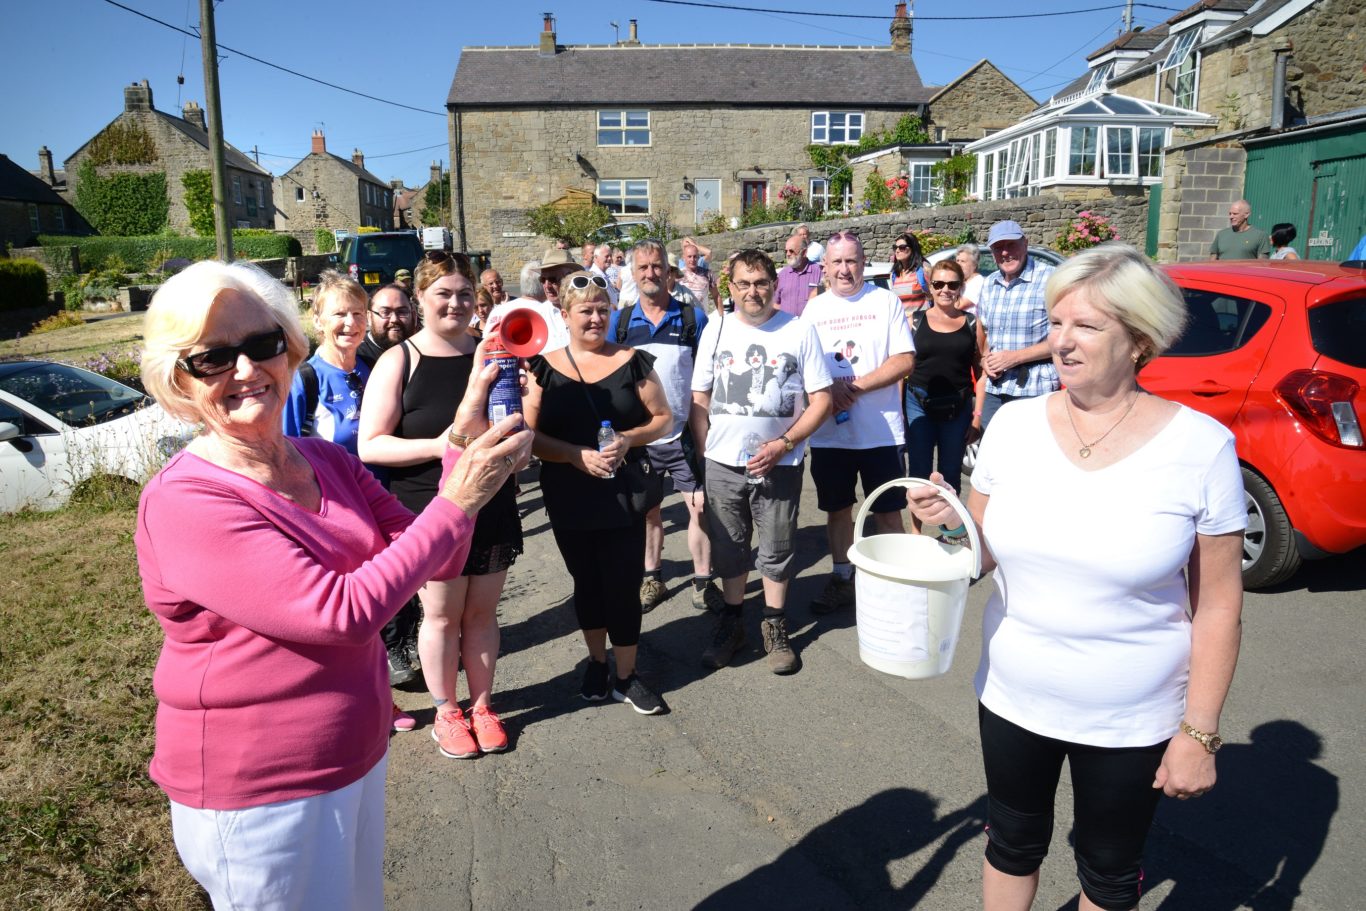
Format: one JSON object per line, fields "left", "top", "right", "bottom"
{"left": 1260, "top": 549, "right": 1365, "bottom": 595}
{"left": 694, "top": 789, "right": 987, "bottom": 910}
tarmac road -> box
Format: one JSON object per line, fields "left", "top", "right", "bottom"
{"left": 383, "top": 470, "right": 1365, "bottom": 911}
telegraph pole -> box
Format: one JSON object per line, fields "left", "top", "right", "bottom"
{"left": 200, "top": 0, "right": 233, "bottom": 260}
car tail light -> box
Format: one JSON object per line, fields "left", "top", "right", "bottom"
{"left": 1274, "top": 370, "right": 1363, "bottom": 448}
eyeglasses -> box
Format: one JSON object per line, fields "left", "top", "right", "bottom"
{"left": 730, "top": 280, "right": 773, "bottom": 293}
{"left": 930, "top": 280, "right": 963, "bottom": 291}
{"left": 370, "top": 307, "right": 413, "bottom": 321}
{"left": 893, "top": 243, "right": 911, "bottom": 251}
{"left": 566, "top": 274, "right": 609, "bottom": 290}
{"left": 176, "top": 327, "right": 287, "bottom": 378}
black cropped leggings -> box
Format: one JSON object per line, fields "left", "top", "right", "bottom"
{"left": 552, "top": 519, "right": 646, "bottom": 647}
{"left": 979, "top": 703, "right": 1168, "bottom": 911}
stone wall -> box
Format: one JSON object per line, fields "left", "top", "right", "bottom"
{"left": 1158, "top": 140, "right": 1247, "bottom": 262}
{"left": 274, "top": 153, "right": 392, "bottom": 233}
{"left": 927, "top": 62, "right": 1038, "bottom": 142}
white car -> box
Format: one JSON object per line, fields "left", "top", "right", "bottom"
{"left": 0, "top": 361, "right": 193, "bottom": 512}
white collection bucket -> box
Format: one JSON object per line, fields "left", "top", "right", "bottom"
{"left": 847, "top": 477, "right": 981, "bottom": 680}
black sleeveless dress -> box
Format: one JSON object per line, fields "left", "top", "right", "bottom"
{"left": 389, "top": 339, "right": 522, "bottom": 575}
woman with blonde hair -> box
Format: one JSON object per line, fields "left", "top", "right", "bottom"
{"left": 359, "top": 251, "right": 524, "bottom": 759}
{"left": 283, "top": 270, "right": 369, "bottom": 452}
{"left": 135, "top": 260, "right": 528, "bottom": 909}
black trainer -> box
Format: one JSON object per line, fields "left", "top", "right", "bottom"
{"left": 701, "top": 611, "right": 746, "bottom": 669}
{"left": 612, "top": 674, "right": 667, "bottom": 715}
{"left": 387, "top": 645, "right": 418, "bottom": 686}
{"left": 580, "top": 658, "right": 611, "bottom": 701}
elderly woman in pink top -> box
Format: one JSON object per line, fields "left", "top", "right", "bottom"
{"left": 135, "top": 260, "right": 530, "bottom": 910}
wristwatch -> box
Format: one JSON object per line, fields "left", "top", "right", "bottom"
{"left": 1179, "top": 720, "right": 1223, "bottom": 754}
{"left": 779, "top": 434, "right": 795, "bottom": 453}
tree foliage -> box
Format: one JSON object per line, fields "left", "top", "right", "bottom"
{"left": 525, "top": 201, "right": 614, "bottom": 245}
{"left": 73, "top": 162, "right": 169, "bottom": 236}
{"left": 421, "top": 170, "right": 450, "bottom": 227}
{"left": 931, "top": 153, "right": 978, "bottom": 206}
{"left": 181, "top": 170, "right": 215, "bottom": 237}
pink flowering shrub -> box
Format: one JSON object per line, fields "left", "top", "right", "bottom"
{"left": 1055, "top": 210, "right": 1119, "bottom": 252}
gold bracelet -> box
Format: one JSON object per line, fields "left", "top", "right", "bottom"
{"left": 447, "top": 430, "right": 476, "bottom": 449}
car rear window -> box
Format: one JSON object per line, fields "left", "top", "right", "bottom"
{"left": 1309, "top": 297, "right": 1366, "bottom": 368}
{"left": 355, "top": 236, "right": 421, "bottom": 270}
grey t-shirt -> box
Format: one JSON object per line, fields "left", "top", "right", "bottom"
{"left": 1211, "top": 226, "right": 1271, "bottom": 260}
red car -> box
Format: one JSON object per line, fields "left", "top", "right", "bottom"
{"left": 1141, "top": 260, "right": 1366, "bottom": 588}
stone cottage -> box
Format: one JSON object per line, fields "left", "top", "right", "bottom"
{"left": 64, "top": 81, "right": 275, "bottom": 234}
{"left": 273, "top": 132, "right": 394, "bottom": 233}
{"left": 0, "top": 153, "right": 93, "bottom": 249}
{"left": 445, "top": 5, "right": 1039, "bottom": 268}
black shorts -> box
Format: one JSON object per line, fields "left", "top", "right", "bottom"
{"left": 645, "top": 436, "right": 700, "bottom": 494}
{"left": 809, "top": 445, "right": 906, "bottom": 513}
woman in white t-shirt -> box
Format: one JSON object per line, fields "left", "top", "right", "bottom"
{"left": 906, "top": 243, "right": 1245, "bottom": 911}
{"left": 954, "top": 243, "right": 985, "bottom": 313}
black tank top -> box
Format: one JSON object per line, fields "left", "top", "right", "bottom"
{"left": 908, "top": 313, "right": 976, "bottom": 397}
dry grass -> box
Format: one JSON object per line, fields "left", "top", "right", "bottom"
{"left": 0, "top": 313, "right": 148, "bottom": 366}
{"left": 0, "top": 505, "right": 206, "bottom": 910}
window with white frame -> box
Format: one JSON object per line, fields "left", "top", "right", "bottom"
{"left": 808, "top": 177, "right": 852, "bottom": 212}
{"left": 1138, "top": 127, "right": 1165, "bottom": 177}
{"left": 597, "top": 179, "right": 649, "bottom": 215}
{"left": 982, "top": 152, "right": 995, "bottom": 199}
{"left": 232, "top": 175, "right": 243, "bottom": 205}
{"left": 1086, "top": 61, "right": 1114, "bottom": 93}
{"left": 54, "top": 206, "right": 65, "bottom": 231}
{"left": 811, "top": 111, "right": 864, "bottom": 145}
{"left": 1160, "top": 29, "right": 1199, "bottom": 72}
{"left": 1103, "top": 126, "right": 1135, "bottom": 178}
{"left": 1068, "top": 126, "right": 1098, "bottom": 177}
{"left": 257, "top": 183, "right": 265, "bottom": 207}
{"left": 909, "top": 163, "right": 934, "bottom": 205}
{"left": 28, "top": 204, "right": 39, "bottom": 232}
{"left": 1173, "top": 53, "right": 1198, "bottom": 109}
{"left": 598, "top": 110, "right": 651, "bottom": 146}
{"left": 995, "top": 151, "right": 1008, "bottom": 198}
{"left": 1042, "top": 129, "right": 1057, "bottom": 183}
{"left": 295, "top": 186, "right": 304, "bottom": 202}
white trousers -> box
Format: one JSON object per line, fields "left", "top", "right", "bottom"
{"left": 169, "top": 753, "right": 387, "bottom": 911}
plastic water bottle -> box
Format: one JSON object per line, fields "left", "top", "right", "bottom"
{"left": 834, "top": 410, "right": 851, "bottom": 424}
{"left": 741, "top": 432, "right": 765, "bottom": 485}
{"left": 597, "top": 421, "right": 617, "bottom": 479}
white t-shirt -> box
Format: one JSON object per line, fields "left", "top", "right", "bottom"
{"left": 802, "top": 283, "right": 915, "bottom": 449}
{"left": 970, "top": 394, "right": 1246, "bottom": 747}
{"left": 961, "top": 273, "right": 985, "bottom": 312}
{"left": 692, "top": 310, "right": 832, "bottom": 468}
{"left": 487, "top": 297, "right": 569, "bottom": 354}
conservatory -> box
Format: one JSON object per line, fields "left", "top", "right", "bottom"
{"left": 964, "top": 91, "right": 1214, "bottom": 200}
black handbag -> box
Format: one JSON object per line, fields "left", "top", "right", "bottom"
{"left": 564, "top": 349, "right": 664, "bottom": 516}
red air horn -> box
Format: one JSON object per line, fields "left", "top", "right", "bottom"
{"left": 484, "top": 305, "right": 549, "bottom": 422}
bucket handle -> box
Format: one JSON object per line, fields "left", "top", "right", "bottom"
{"left": 853, "top": 477, "right": 982, "bottom": 579}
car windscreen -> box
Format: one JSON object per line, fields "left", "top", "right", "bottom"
{"left": 356, "top": 236, "right": 421, "bottom": 271}
{"left": 0, "top": 363, "right": 149, "bottom": 428}
{"left": 1309, "top": 297, "right": 1366, "bottom": 368}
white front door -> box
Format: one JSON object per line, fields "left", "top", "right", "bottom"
{"left": 694, "top": 179, "right": 721, "bottom": 225}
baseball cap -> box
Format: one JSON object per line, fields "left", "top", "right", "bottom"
{"left": 987, "top": 220, "right": 1025, "bottom": 246}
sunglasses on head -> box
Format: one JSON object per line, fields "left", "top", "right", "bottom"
{"left": 566, "top": 274, "right": 608, "bottom": 290}
{"left": 930, "top": 279, "right": 963, "bottom": 291}
{"left": 176, "top": 327, "right": 287, "bottom": 378}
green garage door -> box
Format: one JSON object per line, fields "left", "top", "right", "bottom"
{"left": 1244, "top": 123, "right": 1365, "bottom": 262}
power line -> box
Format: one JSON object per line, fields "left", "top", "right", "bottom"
{"left": 255, "top": 142, "right": 447, "bottom": 163}
{"left": 98, "top": 0, "right": 444, "bottom": 117}
{"left": 640, "top": 0, "right": 1182, "bottom": 20}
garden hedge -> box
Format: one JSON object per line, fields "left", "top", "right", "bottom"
{"left": 0, "top": 259, "right": 50, "bottom": 313}
{"left": 36, "top": 232, "right": 303, "bottom": 271}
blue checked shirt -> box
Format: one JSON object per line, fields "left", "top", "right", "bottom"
{"left": 976, "top": 256, "right": 1059, "bottom": 397}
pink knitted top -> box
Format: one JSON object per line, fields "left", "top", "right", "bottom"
{"left": 135, "top": 437, "right": 472, "bottom": 810}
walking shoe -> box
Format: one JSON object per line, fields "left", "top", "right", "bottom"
{"left": 612, "top": 674, "right": 668, "bottom": 715}
{"left": 701, "top": 611, "right": 746, "bottom": 669}
{"left": 469, "top": 705, "right": 508, "bottom": 753}
{"left": 640, "top": 577, "right": 667, "bottom": 613}
{"left": 580, "top": 658, "right": 612, "bottom": 701}
{"left": 761, "top": 615, "right": 799, "bottom": 675}
{"left": 431, "top": 707, "right": 479, "bottom": 759}
{"left": 391, "top": 703, "right": 417, "bottom": 732}
{"left": 691, "top": 580, "right": 725, "bottom": 612}
{"left": 809, "top": 574, "right": 855, "bottom": 615}
{"left": 387, "top": 645, "right": 418, "bottom": 686}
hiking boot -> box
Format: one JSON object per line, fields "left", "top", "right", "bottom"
{"left": 810, "top": 574, "right": 855, "bottom": 615}
{"left": 432, "top": 707, "right": 479, "bottom": 759}
{"left": 691, "top": 580, "right": 725, "bottom": 613}
{"left": 469, "top": 705, "right": 508, "bottom": 753}
{"left": 701, "top": 611, "right": 746, "bottom": 669}
{"left": 387, "top": 644, "right": 418, "bottom": 686}
{"left": 580, "top": 658, "right": 611, "bottom": 702}
{"left": 612, "top": 674, "right": 668, "bottom": 715}
{"left": 391, "top": 703, "right": 417, "bottom": 732}
{"left": 640, "top": 577, "right": 666, "bottom": 613}
{"left": 761, "top": 615, "right": 799, "bottom": 675}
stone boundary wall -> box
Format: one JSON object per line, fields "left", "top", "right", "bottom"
{"left": 1159, "top": 140, "right": 1247, "bottom": 262}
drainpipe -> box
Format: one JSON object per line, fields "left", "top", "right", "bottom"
{"left": 1271, "top": 46, "right": 1292, "bottom": 130}
{"left": 454, "top": 110, "right": 467, "bottom": 248}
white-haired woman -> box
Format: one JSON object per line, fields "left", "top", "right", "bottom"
{"left": 955, "top": 242, "right": 985, "bottom": 312}
{"left": 906, "top": 242, "right": 1245, "bottom": 911}
{"left": 136, "top": 260, "right": 529, "bottom": 910}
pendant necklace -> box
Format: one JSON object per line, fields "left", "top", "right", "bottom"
{"left": 1064, "top": 391, "right": 1140, "bottom": 459}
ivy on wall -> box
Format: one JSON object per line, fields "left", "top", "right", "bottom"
{"left": 85, "top": 122, "right": 159, "bottom": 167}
{"left": 73, "top": 162, "right": 169, "bottom": 236}
{"left": 182, "top": 170, "right": 215, "bottom": 236}
{"left": 806, "top": 113, "right": 931, "bottom": 203}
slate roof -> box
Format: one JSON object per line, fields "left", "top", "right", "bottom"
{"left": 1087, "top": 25, "right": 1169, "bottom": 61}
{"left": 154, "top": 111, "right": 271, "bottom": 176}
{"left": 0, "top": 154, "right": 72, "bottom": 206}
{"left": 316, "top": 152, "right": 387, "bottom": 187}
{"left": 448, "top": 45, "right": 931, "bottom": 108}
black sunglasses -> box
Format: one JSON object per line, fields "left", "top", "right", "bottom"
{"left": 567, "top": 274, "right": 609, "bottom": 290}
{"left": 930, "top": 280, "right": 963, "bottom": 291}
{"left": 176, "top": 327, "right": 288, "bottom": 378}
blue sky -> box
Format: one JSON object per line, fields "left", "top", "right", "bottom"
{"left": 3, "top": 0, "right": 1175, "bottom": 187}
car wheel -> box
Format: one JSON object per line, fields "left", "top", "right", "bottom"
{"left": 1240, "top": 467, "right": 1302, "bottom": 589}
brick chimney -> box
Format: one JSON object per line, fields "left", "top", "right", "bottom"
{"left": 622, "top": 18, "right": 641, "bottom": 47}
{"left": 430, "top": 161, "right": 442, "bottom": 185}
{"left": 390, "top": 178, "right": 403, "bottom": 190}
{"left": 182, "top": 101, "right": 206, "bottom": 130}
{"left": 352, "top": 149, "right": 365, "bottom": 169}
{"left": 37, "top": 146, "right": 56, "bottom": 185}
{"left": 311, "top": 130, "right": 326, "bottom": 154}
{"left": 539, "top": 12, "right": 558, "bottom": 56}
{"left": 124, "top": 79, "right": 154, "bottom": 112}
{"left": 890, "top": 2, "right": 912, "bottom": 54}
